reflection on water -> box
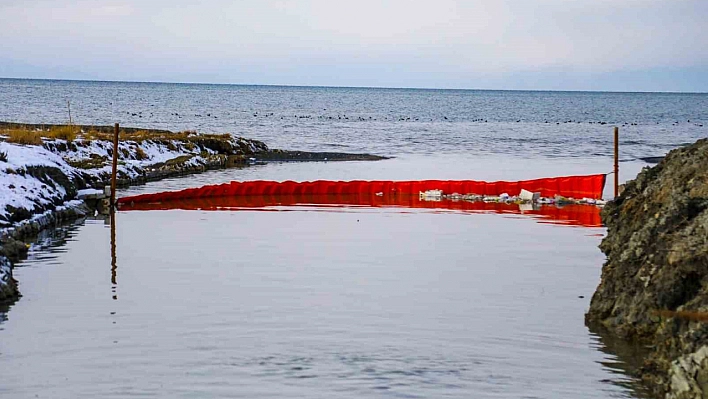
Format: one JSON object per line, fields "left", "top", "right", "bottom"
{"left": 110, "top": 210, "right": 117, "bottom": 301}
{"left": 587, "top": 323, "right": 654, "bottom": 398}
{"left": 0, "top": 301, "right": 11, "bottom": 329}
{"left": 0, "top": 208, "right": 650, "bottom": 398}
{"left": 0, "top": 217, "right": 89, "bottom": 329}
{"left": 14, "top": 217, "right": 88, "bottom": 266}
{"left": 119, "top": 194, "right": 603, "bottom": 227}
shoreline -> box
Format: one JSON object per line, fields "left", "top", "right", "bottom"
{"left": 586, "top": 138, "right": 708, "bottom": 398}
{"left": 0, "top": 122, "right": 388, "bottom": 302}
{"left": 0, "top": 122, "right": 388, "bottom": 223}
{"left": 2, "top": 77, "right": 707, "bottom": 95}
{"left": 4, "top": 121, "right": 705, "bottom": 397}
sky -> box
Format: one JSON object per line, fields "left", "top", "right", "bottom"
{"left": 1, "top": 0, "right": 707, "bottom": 92}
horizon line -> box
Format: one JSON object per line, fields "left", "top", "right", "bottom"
{"left": 1, "top": 76, "right": 706, "bottom": 95}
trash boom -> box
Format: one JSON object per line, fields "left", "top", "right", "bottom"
{"left": 118, "top": 194, "right": 603, "bottom": 227}
{"left": 116, "top": 174, "right": 606, "bottom": 205}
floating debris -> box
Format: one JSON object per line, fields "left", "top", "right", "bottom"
{"left": 420, "top": 189, "right": 607, "bottom": 207}
{"left": 419, "top": 189, "right": 443, "bottom": 201}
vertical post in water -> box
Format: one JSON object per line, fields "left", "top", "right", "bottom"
{"left": 614, "top": 126, "right": 619, "bottom": 199}
{"left": 111, "top": 123, "right": 119, "bottom": 207}
{"left": 110, "top": 123, "right": 119, "bottom": 301}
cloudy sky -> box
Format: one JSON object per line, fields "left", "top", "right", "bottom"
{"left": 1, "top": 0, "right": 706, "bottom": 91}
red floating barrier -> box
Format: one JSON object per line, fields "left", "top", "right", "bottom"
{"left": 117, "top": 174, "right": 606, "bottom": 206}
{"left": 118, "top": 193, "right": 603, "bottom": 227}
{"left": 115, "top": 174, "right": 607, "bottom": 226}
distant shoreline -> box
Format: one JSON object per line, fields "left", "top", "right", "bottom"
{"left": 1, "top": 77, "right": 706, "bottom": 95}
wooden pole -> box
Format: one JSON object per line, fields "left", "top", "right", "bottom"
{"left": 614, "top": 126, "right": 619, "bottom": 199}
{"left": 110, "top": 123, "right": 119, "bottom": 207}
{"left": 109, "top": 122, "right": 119, "bottom": 300}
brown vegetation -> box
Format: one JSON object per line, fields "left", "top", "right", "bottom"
{"left": 2, "top": 125, "right": 225, "bottom": 144}
{"left": 134, "top": 146, "right": 148, "bottom": 160}
{"left": 81, "top": 129, "right": 232, "bottom": 143}
{"left": 3, "top": 125, "right": 78, "bottom": 145}
{"left": 48, "top": 125, "right": 77, "bottom": 141}
{"left": 5, "top": 129, "right": 43, "bottom": 145}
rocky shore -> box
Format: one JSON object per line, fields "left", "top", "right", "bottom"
{"left": 0, "top": 122, "right": 387, "bottom": 303}
{"left": 586, "top": 138, "right": 708, "bottom": 398}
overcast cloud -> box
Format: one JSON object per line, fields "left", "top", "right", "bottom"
{"left": 1, "top": 0, "right": 706, "bottom": 91}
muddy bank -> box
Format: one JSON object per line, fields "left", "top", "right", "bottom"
{"left": 586, "top": 138, "right": 708, "bottom": 398}
{"left": 257, "top": 149, "right": 387, "bottom": 162}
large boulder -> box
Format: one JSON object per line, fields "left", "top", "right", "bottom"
{"left": 586, "top": 138, "right": 708, "bottom": 397}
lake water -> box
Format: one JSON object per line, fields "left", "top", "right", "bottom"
{"left": 2, "top": 80, "right": 706, "bottom": 398}
{"left": 1, "top": 79, "right": 706, "bottom": 160}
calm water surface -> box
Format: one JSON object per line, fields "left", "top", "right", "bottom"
{"left": 3, "top": 207, "right": 643, "bottom": 399}
{"left": 1, "top": 160, "right": 649, "bottom": 399}
{"left": 2, "top": 80, "right": 700, "bottom": 398}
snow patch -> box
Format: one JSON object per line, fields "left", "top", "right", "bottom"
{"left": 0, "top": 142, "right": 78, "bottom": 221}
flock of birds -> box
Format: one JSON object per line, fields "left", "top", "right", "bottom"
{"left": 117, "top": 109, "right": 705, "bottom": 127}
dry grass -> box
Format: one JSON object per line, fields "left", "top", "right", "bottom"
{"left": 3, "top": 125, "right": 78, "bottom": 145}
{"left": 47, "top": 125, "right": 77, "bottom": 141}
{"left": 82, "top": 129, "right": 231, "bottom": 143}
{"left": 5, "top": 129, "right": 43, "bottom": 145}
{"left": 135, "top": 146, "right": 148, "bottom": 160}
{"left": 2, "top": 125, "right": 232, "bottom": 148}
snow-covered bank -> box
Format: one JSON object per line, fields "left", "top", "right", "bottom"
{"left": 0, "top": 132, "right": 269, "bottom": 227}
{"left": 0, "top": 142, "right": 76, "bottom": 224}
{"left": 0, "top": 129, "right": 269, "bottom": 301}
{"left": 0, "top": 123, "right": 389, "bottom": 302}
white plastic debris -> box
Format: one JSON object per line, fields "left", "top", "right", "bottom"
{"left": 419, "top": 189, "right": 443, "bottom": 201}
{"left": 433, "top": 188, "right": 608, "bottom": 209}
{"left": 447, "top": 193, "right": 464, "bottom": 201}
{"left": 519, "top": 189, "right": 541, "bottom": 202}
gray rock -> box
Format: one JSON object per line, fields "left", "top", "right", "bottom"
{"left": 667, "top": 346, "right": 708, "bottom": 399}
{"left": 0, "top": 237, "right": 29, "bottom": 260}
{"left": 586, "top": 138, "right": 708, "bottom": 397}
{"left": 0, "top": 256, "right": 18, "bottom": 301}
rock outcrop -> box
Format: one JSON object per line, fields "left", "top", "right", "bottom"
{"left": 0, "top": 256, "right": 18, "bottom": 301}
{"left": 586, "top": 138, "right": 708, "bottom": 398}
